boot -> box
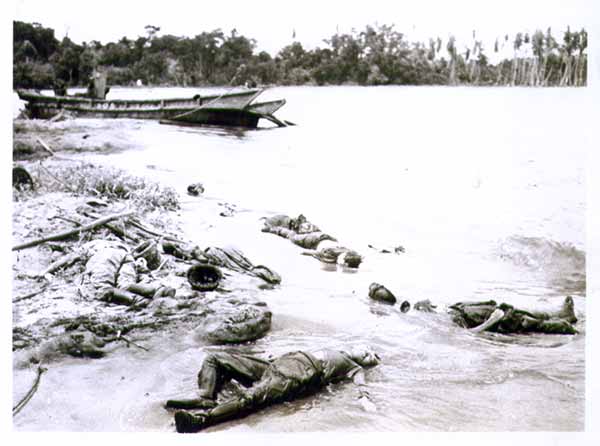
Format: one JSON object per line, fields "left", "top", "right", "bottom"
{"left": 174, "top": 411, "right": 208, "bottom": 433}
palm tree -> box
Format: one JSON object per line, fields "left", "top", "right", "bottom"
{"left": 576, "top": 28, "right": 588, "bottom": 85}
{"left": 446, "top": 35, "right": 457, "bottom": 85}
{"left": 531, "top": 30, "right": 544, "bottom": 85}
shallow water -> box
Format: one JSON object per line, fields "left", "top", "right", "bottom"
{"left": 13, "top": 86, "right": 587, "bottom": 431}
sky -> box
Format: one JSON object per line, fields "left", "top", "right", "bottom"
{"left": 11, "top": 0, "right": 594, "bottom": 56}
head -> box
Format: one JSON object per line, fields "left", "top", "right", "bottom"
{"left": 63, "top": 332, "right": 106, "bottom": 358}
{"left": 343, "top": 251, "right": 362, "bottom": 268}
{"left": 348, "top": 345, "right": 380, "bottom": 367}
{"left": 400, "top": 300, "right": 411, "bottom": 313}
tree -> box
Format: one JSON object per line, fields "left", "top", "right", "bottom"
{"left": 15, "top": 40, "right": 38, "bottom": 63}
{"left": 446, "top": 36, "right": 457, "bottom": 85}
{"left": 144, "top": 25, "right": 161, "bottom": 41}
{"left": 13, "top": 21, "right": 59, "bottom": 61}
{"left": 51, "top": 37, "right": 84, "bottom": 85}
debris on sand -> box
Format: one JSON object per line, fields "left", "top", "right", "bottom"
{"left": 12, "top": 141, "right": 280, "bottom": 367}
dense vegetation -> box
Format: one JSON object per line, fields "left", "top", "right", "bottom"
{"left": 14, "top": 21, "right": 587, "bottom": 89}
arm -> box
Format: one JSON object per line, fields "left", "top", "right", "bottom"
{"left": 38, "top": 251, "right": 84, "bottom": 277}
{"left": 352, "top": 369, "right": 376, "bottom": 412}
{"left": 414, "top": 299, "right": 437, "bottom": 312}
{"left": 470, "top": 308, "right": 505, "bottom": 333}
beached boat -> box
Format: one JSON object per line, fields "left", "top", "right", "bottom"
{"left": 160, "top": 99, "right": 289, "bottom": 128}
{"left": 16, "top": 88, "right": 291, "bottom": 128}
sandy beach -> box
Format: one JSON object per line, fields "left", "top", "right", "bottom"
{"left": 12, "top": 117, "right": 287, "bottom": 430}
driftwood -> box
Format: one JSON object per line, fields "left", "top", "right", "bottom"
{"left": 104, "top": 222, "right": 140, "bottom": 242}
{"left": 78, "top": 209, "right": 140, "bottom": 243}
{"left": 12, "top": 211, "right": 134, "bottom": 251}
{"left": 48, "top": 109, "right": 66, "bottom": 123}
{"left": 52, "top": 215, "right": 82, "bottom": 226}
{"left": 13, "top": 366, "right": 47, "bottom": 416}
{"left": 115, "top": 331, "right": 149, "bottom": 351}
{"left": 13, "top": 286, "right": 49, "bottom": 303}
{"left": 36, "top": 136, "right": 56, "bottom": 156}
{"left": 127, "top": 217, "right": 183, "bottom": 244}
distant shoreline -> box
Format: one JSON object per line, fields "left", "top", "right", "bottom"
{"left": 14, "top": 20, "right": 588, "bottom": 91}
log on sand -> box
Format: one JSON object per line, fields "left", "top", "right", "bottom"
{"left": 12, "top": 211, "right": 134, "bottom": 251}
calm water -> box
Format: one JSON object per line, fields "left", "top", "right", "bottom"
{"left": 13, "top": 86, "right": 587, "bottom": 431}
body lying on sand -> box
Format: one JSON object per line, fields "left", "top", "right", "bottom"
{"left": 38, "top": 239, "right": 176, "bottom": 308}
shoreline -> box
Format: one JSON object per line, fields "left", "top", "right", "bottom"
{"left": 12, "top": 117, "right": 283, "bottom": 430}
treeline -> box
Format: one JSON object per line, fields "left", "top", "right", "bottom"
{"left": 13, "top": 20, "right": 587, "bottom": 89}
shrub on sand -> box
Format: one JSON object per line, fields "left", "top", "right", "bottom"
{"left": 33, "top": 162, "right": 180, "bottom": 212}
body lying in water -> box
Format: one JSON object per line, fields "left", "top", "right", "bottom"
{"left": 165, "top": 346, "right": 380, "bottom": 433}
{"left": 413, "top": 296, "right": 578, "bottom": 335}
{"left": 262, "top": 214, "right": 362, "bottom": 268}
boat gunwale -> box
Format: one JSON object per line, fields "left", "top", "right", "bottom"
{"left": 22, "top": 100, "right": 285, "bottom": 118}
{"left": 16, "top": 88, "right": 263, "bottom": 107}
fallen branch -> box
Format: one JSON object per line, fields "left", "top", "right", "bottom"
{"left": 79, "top": 209, "right": 140, "bottom": 243}
{"left": 51, "top": 215, "right": 82, "bottom": 226}
{"left": 13, "top": 365, "right": 47, "bottom": 416}
{"left": 13, "top": 286, "right": 49, "bottom": 303}
{"left": 48, "top": 109, "right": 65, "bottom": 123}
{"left": 36, "top": 136, "right": 56, "bottom": 156}
{"left": 12, "top": 210, "right": 134, "bottom": 251}
{"left": 36, "top": 136, "right": 79, "bottom": 162}
{"left": 127, "top": 217, "right": 183, "bottom": 244}
{"left": 116, "top": 331, "right": 149, "bottom": 352}
{"left": 104, "top": 222, "right": 140, "bottom": 243}
{"left": 153, "top": 258, "right": 169, "bottom": 273}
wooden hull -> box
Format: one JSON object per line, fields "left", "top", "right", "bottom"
{"left": 161, "top": 108, "right": 262, "bottom": 128}
{"left": 17, "top": 89, "right": 290, "bottom": 128}
{"left": 16, "top": 89, "right": 263, "bottom": 121}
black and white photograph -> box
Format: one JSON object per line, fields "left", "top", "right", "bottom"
{"left": 6, "top": 0, "right": 598, "bottom": 439}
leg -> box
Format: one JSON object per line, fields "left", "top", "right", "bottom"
{"left": 537, "top": 319, "right": 578, "bottom": 335}
{"left": 197, "top": 353, "right": 269, "bottom": 399}
{"left": 102, "top": 288, "right": 148, "bottom": 307}
{"left": 520, "top": 315, "right": 577, "bottom": 334}
{"left": 166, "top": 353, "right": 269, "bottom": 410}
{"left": 174, "top": 374, "right": 285, "bottom": 433}
{"left": 126, "top": 282, "right": 176, "bottom": 299}
{"left": 174, "top": 396, "right": 252, "bottom": 433}
{"left": 529, "top": 296, "right": 577, "bottom": 324}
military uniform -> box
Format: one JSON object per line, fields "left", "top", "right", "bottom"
{"left": 170, "top": 349, "right": 371, "bottom": 433}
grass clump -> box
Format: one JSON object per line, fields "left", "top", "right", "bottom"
{"left": 35, "top": 162, "right": 180, "bottom": 212}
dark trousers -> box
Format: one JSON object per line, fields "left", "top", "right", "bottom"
{"left": 200, "top": 352, "right": 323, "bottom": 429}
{"left": 198, "top": 353, "right": 270, "bottom": 399}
